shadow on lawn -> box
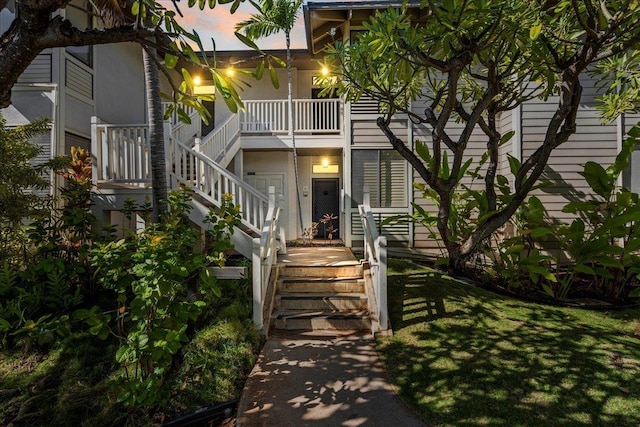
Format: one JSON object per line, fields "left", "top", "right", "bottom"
{"left": 383, "top": 271, "right": 640, "bottom": 427}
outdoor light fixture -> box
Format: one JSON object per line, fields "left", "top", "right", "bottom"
{"left": 313, "top": 158, "right": 338, "bottom": 174}
{"left": 193, "top": 75, "right": 202, "bottom": 86}
{"left": 321, "top": 66, "right": 330, "bottom": 76}
{"left": 226, "top": 68, "right": 235, "bottom": 77}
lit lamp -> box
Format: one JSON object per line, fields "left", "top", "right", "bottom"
{"left": 313, "top": 157, "right": 339, "bottom": 173}
{"left": 192, "top": 75, "right": 216, "bottom": 95}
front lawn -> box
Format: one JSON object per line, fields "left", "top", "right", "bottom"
{"left": 380, "top": 259, "right": 640, "bottom": 427}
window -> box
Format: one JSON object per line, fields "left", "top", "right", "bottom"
{"left": 352, "top": 149, "right": 407, "bottom": 208}
{"left": 65, "top": 4, "right": 93, "bottom": 66}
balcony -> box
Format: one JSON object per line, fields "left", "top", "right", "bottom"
{"left": 241, "top": 99, "right": 342, "bottom": 135}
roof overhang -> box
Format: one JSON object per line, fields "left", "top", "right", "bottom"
{"left": 303, "top": 0, "right": 426, "bottom": 54}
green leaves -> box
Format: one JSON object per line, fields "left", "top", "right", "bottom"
{"left": 87, "top": 189, "right": 241, "bottom": 408}
{"left": 581, "top": 161, "right": 614, "bottom": 199}
{"left": 529, "top": 21, "right": 543, "bottom": 40}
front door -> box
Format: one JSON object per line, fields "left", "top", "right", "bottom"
{"left": 312, "top": 178, "right": 339, "bottom": 239}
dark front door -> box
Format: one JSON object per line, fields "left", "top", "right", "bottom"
{"left": 312, "top": 178, "right": 340, "bottom": 239}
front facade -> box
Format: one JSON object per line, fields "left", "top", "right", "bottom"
{"left": 3, "top": 0, "right": 640, "bottom": 254}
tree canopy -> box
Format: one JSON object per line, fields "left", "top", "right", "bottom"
{"left": 325, "top": 0, "right": 640, "bottom": 269}
{"left": 0, "top": 0, "right": 248, "bottom": 113}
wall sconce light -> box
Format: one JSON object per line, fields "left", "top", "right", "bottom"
{"left": 321, "top": 66, "right": 330, "bottom": 77}
{"left": 226, "top": 68, "right": 235, "bottom": 77}
{"left": 322, "top": 157, "right": 329, "bottom": 168}
{"left": 193, "top": 75, "right": 202, "bottom": 86}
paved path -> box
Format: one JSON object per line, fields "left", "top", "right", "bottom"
{"left": 236, "top": 331, "right": 425, "bottom": 427}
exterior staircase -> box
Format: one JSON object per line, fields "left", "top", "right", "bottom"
{"left": 271, "top": 263, "right": 373, "bottom": 333}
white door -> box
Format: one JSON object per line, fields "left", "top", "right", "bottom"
{"left": 244, "top": 173, "right": 287, "bottom": 228}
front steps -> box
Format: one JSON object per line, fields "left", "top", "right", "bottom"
{"left": 271, "top": 264, "right": 372, "bottom": 332}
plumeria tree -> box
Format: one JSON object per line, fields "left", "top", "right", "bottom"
{"left": 325, "top": 0, "right": 640, "bottom": 270}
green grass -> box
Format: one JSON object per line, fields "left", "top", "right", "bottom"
{"left": 380, "top": 259, "right": 640, "bottom": 427}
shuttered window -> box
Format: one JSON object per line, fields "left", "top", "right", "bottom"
{"left": 352, "top": 149, "right": 407, "bottom": 208}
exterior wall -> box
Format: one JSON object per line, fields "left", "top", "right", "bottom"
{"left": 243, "top": 151, "right": 295, "bottom": 237}
{"left": 94, "top": 42, "right": 146, "bottom": 125}
{"left": 522, "top": 75, "right": 619, "bottom": 223}
{"left": 1, "top": 85, "right": 58, "bottom": 193}
{"left": 624, "top": 112, "right": 640, "bottom": 194}
{"left": 410, "top": 97, "right": 491, "bottom": 251}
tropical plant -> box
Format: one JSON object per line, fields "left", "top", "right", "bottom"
{"left": 236, "top": 0, "right": 305, "bottom": 235}
{"left": 552, "top": 126, "right": 640, "bottom": 300}
{"left": 0, "top": 115, "right": 52, "bottom": 264}
{"left": 324, "top": 0, "right": 640, "bottom": 271}
{"left": 86, "top": 189, "right": 241, "bottom": 407}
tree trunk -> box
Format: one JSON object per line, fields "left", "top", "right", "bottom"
{"left": 287, "top": 31, "right": 304, "bottom": 235}
{"left": 143, "top": 45, "right": 168, "bottom": 223}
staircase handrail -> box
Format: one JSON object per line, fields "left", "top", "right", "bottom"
{"left": 163, "top": 102, "right": 201, "bottom": 143}
{"left": 252, "top": 186, "right": 283, "bottom": 328}
{"left": 168, "top": 135, "right": 269, "bottom": 234}
{"left": 199, "top": 114, "right": 241, "bottom": 163}
{"left": 358, "top": 185, "right": 388, "bottom": 331}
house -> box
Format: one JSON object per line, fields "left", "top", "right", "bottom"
{"left": 0, "top": 0, "right": 148, "bottom": 197}
{"left": 3, "top": 0, "right": 639, "bottom": 332}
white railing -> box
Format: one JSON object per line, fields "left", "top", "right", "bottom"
{"left": 162, "top": 102, "right": 201, "bottom": 144}
{"left": 241, "top": 99, "right": 342, "bottom": 134}
{"left": 252, "top": 186, "right": 285, "bottom": 328}
{"left": 358, "top": 186, "right": 389, "bottom": 331}
{"left": 199, "top": 114, "right": 241, "bottom": 163}
{"left": 91, "top": 118, "right": 151, "bottom": 184}
{"left": 167, "top": 135, "right": 269, "bottom": 234}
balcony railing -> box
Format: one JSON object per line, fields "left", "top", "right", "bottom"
{"left": 92, "top": 120, "right": 151, "bottom": 184}
{"left": 241, "top": 99, "right": 342, "bottom": 134}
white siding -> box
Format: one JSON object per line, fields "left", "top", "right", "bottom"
{"left": 522, "top": 75, "right": 618, "bottom": 223}
{"left": 17, "top": 52, "right": 53, "bottom": 83}
{"left": 65, "top": 58, "right": 93, "bottom": 99}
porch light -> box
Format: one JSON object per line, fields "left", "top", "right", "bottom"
{"left": 313, "top": 158, "right": 339, "bottom": 174}
{"left": 193, "top": 75, "right": 202, "bottom": 86}
{"left": 321, "top": 66, "right": 330, "bottom": 76}
{"left": 226, "top": 68, "right": 235, "bottom": 77}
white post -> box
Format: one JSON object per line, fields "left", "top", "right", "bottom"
{"left": 193, "top": 137, "right": 201, "bottom": 152}
{"left": 91, "top": 116, "right": 100, "bottom": 184}
{"left": 377, "top": 236, "right": 388, "bottom": 331}
{"left": 278, "top": 193, "right": 287, "bottom": 254}
{"left": 268, "top": 185, "right": 276, "bottom": 210}
{"left": 252, "top": 237, "right": 263, "bottom": 328}
{"left": 363, "top": 185, "right": 371, "bottom": 207}
{"left": 163, "top": 122, "right": 172, "bottom": 190}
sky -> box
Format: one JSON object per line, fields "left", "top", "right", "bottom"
{"left": 163, "top": 0, "right": 308, "bottom": 51}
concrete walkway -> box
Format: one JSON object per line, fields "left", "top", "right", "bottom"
{"left": 237, "top": 332, "right": 425, "bottom": 427}
{"left": 237, "top": 247, "right": 425, "bottom": 426}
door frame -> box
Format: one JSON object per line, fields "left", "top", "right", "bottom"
{"left": 312, "top": 177, "right": 340, "bottom": 239}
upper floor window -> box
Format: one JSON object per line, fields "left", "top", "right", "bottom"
{"left": 65, "top": 3, "right": 93, "bottom": 66}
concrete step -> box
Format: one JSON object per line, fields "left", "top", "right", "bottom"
{"left": 273, "top": 310, "right": 371, "bottom": 331}
{"left": 278, "top": 278, "right": 364, "bottom": 293}
{"left": 276, "top": 293, "right": 368, "bottom": 311}
{"left": 280, "top": 264, "right": 363, "bottom": 279}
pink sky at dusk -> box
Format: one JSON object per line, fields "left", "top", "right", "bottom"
{"left": 161, "top": 1, "right": 307, "bottom": 51}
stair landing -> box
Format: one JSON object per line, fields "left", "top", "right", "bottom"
{"left": 277, "top": 246, "right": 359, "bottom": 267}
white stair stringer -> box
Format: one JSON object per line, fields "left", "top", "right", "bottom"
{"left": 188, "top": 196, "right": 254, "bottom": 259}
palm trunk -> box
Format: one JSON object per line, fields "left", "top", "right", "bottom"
{"left": 143, "top": 44, "right": 168, "bottom": 223}
{"left": 287, "top": 31, "right": 304, "bottom": 236}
